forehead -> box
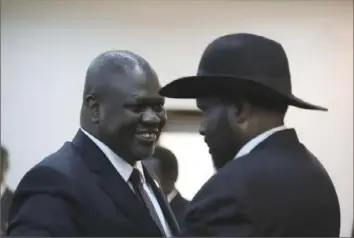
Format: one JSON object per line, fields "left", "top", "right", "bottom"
{"left": 108, "top": 65, "right": 163, "bottom": 101}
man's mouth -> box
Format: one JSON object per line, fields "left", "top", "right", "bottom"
{"left": 135, "top": 130, "right": 158, "bottom": 143}
{"left": 204, "top": 137, "right": 210, "bottom": 146}
{"left": 138, "top": 132, "right": 157, "bottom": 140}
{"left": 204, "top": 137, "right": 213, "bottom": 154}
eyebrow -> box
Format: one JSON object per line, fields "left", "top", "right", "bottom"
{"left": 129, "top": 96, "right": 165, "bottom": 104}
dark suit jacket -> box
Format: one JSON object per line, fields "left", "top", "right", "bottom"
{"left": 1, "top": 187, "right": 14, "bottom": 235}
{"left": 179, "top": 129, "right": 340, "bottom": 237}
{"left": 170, "top": 192, "right": 189, "bottom": 229}
{"left": 7, "top": 130, "right": 179, "bottom": 237}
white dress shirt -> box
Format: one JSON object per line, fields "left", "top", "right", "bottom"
{"left": 167, "top": 189, "right": 178, "bottom": 203}
{"left": 235, "top": 125, "right": 288, "bottom": 159}
{"left": 0, "top": 181, "right": 5, "bottom": 198}
{"left": 81, "top": 128, "right": 172, "bottom": 237}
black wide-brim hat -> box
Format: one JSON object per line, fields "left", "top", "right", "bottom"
{"left": 159, "top": 33, "right": 327, "bottom": 111}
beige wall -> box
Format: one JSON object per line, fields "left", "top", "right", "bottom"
{"left": 1, "top": 0, "right": 352, "bottom": 235}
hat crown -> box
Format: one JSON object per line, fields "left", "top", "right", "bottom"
{"left": 159, "top": 33, "right": 327, "bottom": 111}
{"left": 197, "top": 33, "right": 292, "bottom": 95}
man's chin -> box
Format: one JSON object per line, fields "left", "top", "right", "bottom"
{"left": 131, "top": 141, "right": 156, "bottom": 160}
{"left": 133, "top": 145, "right": 155, "bottom": 160}
{"left": 211, "top": 153, "right": 234, "bottom": 170}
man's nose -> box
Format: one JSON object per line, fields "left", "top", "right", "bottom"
{"left": 142, "top": 108, "right": 161, "bottom": 124}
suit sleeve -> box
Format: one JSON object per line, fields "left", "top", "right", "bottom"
{"left": 178, "top": 187, "right": 253, "bottom": 236}
{"left": 7, "top": 166, "right": 81, "bottom": 237}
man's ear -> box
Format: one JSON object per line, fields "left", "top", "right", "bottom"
{"left": 236, "top": 101, "right": 253, "bottom": 131}
{"left": 228, "top": 100, "right": 252, "bottom": 131}
{"left": 85, "top": 94, "right": 100, "bottom": 124}
{"left": 235, "top": 101, "right": 252, "bottom": 123}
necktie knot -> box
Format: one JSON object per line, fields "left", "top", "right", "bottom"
{"left": 130, "top": 168, "right": 142, "bottom": 186}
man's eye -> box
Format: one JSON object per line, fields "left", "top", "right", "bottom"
{"left": 127, "top": 104, "right": 163, "bottom": 113}
{"left": 129, "top": 105, "right": 145, "bottom": 113}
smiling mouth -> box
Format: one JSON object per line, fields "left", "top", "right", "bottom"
{"left": 135, "top": 131, "right": 158, "bottom": 143}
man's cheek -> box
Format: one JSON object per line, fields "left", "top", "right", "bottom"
{"left": 208, "top": 108, "right": 224, "bottom": 131}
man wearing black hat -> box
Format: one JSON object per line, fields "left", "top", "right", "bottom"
{"left": 160, "top": 33, "right": 340, "bottom": 236}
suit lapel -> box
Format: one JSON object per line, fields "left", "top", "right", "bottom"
{"left": 143, "top": 166, "right": 180, "bottom": 235}
{"left": 71, "top": 130, "right": 162, "bottom": 236}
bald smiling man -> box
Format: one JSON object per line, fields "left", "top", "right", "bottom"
{"left": 7, "top": 51, "right": 179, "bottom": 237}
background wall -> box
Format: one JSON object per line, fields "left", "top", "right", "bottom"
{"left": 1, "top": 0, "right": 353, "bottom": 235}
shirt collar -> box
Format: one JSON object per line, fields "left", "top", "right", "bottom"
{"left": 80, "top": 128, "right": 145, "bottom": 183}
{"left": 235, "top": 125, "right": 287, "bottom": 159}
{"left": 167, "top": 188, "right": 178, "bottom": 203}
{"left": 0, "top": 181, "right": 5, "bottom": 197}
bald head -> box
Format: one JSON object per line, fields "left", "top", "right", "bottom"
{"left": 83, "top": 50, "right": 159, "bottom": 99}
{"left": 80, "top": 50, "right": 166, "bottom": 165}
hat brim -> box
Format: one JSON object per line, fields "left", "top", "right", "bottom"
{"left": 159, "top": 76, "right": 328, "bottom": 111}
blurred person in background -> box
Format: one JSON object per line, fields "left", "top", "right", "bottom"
{"left": 1, "top": 145, "right": 14, "bottom": 236}
{"left": 160, "top": 33, "right": 340, "bottom": 236}
{"left": 144, "top": 145, "right": 189, "bottom": 228}
{"left": 7, "top": 50, "right": 179, "bottom": 237}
